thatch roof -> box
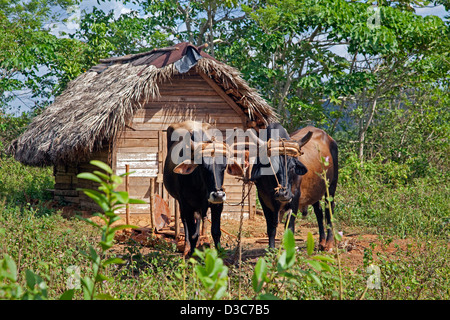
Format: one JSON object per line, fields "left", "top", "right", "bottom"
{"left": 10, "top": 42, "right": 278, "bottom": 167}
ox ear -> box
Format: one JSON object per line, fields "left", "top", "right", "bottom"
{"left": 173, "top": 159, "right": 198, "bottom": 175}
{"left": 293, "top": 158, "right": 308, "bottom": 175}
{"left": 226, "top": 159, "right": 244, "bottom": 176}
{"left": 297, "top": 131, "right": 313, "bottom": 149}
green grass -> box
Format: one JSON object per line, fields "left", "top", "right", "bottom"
{"left": 336, "top": 158, "right": 450, "bottom": 240}
{"left": 0, "top": 154, "right": 449, "bottom": 300}
{"left": 0, "top": 156, "right": 54, "bottom": 205}
{"left": 0, "top": 203, "right": 99, "bottom": 299}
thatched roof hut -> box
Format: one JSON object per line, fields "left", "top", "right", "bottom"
{"left": 9, "top": 42, "right": 278, "bottom": 221}
{"left": 11, "top": 42, "right": 277, "bottom": 167}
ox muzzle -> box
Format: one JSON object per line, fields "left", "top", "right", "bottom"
{"left": 274, "top": 186, "right": 291, "bottom": 203}
{"left": 208, "top": 190, "right": 226, "bottom": 204}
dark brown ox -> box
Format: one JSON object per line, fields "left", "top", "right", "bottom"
{"left": 290, "top": 126, "right": 338, "bottom": 251}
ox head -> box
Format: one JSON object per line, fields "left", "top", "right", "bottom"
{"left": 248, "top": 127, "right": 313, "bottom": 203}
{"left": 173, "top": 131, "right": 243, "bottom": 204}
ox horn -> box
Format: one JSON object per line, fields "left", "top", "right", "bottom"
{"left": 247, "top": 129, "right": 266, "bottom": 147}
{"left": 194, "top": 139, "right": 229, "bottom": 157}
{"left": 297, "top": 131, "right": 313, "bottom": 149}
{"left": 229, "top": 141, "right": 256, "bottom": 154}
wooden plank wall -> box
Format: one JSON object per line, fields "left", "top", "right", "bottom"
{"left": 114, "top": 70, "right": 256, "bottom": 220}
{"left": 52, "top": 71, "right": 256, "bottom": 220}
{"left": 53, "top": 150, "right": 109, "bottom": 211}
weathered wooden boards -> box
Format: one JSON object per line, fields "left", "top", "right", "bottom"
{"left": 53, "top": 70, "right": 256, "bottom": 220}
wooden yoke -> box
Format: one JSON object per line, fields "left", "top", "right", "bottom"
{"left": 267, "top": 138, "right": 303, "bottom": 157}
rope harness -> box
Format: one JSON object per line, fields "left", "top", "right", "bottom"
{"left": 191, "top": 136, "right": 304, "bottom": 203}
{"left": 266, "top": 138, "right": 303, "bottom": 198}
{"left": 193, "top": 136, "right": 231, "bottom": 192}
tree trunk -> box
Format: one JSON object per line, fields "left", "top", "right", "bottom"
{"left": 177, "top": 3, "right": 194, "bottom": 44}
{"left": 358, "top": 89, "right": 379, "bottom": 163}
{"left": 207, "top": 1, "right": 216, "bottom": 57}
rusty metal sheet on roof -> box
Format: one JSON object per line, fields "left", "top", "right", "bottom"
{"left": 132, "top": 42, "right": 211, "bottom": 69}
{"left": 88, "top": 64, "right": 109, "bottom": 74}
{"left": 131, "top": 51, "right": 166, "bottom": 66}
{"left": 99, "top": 47, "right": 177, "bottom": 64}
{"left": 89, "top": 42, "right": 215, "bottom": 75}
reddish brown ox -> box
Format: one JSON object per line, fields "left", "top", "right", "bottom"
{"left": 290, "top": 126, "right": 339, "bottom": 251}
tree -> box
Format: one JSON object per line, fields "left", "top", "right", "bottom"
{"left": 100, "top": 0, "right": 246, "bottom": 56}
{"left": 0, "top": 0, "right": 87, "bottom": 112}
{"left": 3, "top": 0, "right": 448, "bottom": 170}
{"left": 238, "top": 0, "right": 449, "bottom": 161}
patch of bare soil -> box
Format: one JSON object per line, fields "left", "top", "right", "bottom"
{"left": 55, "top": 203, "right": 411, "bottom": 270}
{"left": 95, "top": 211, "right": 412, "bottom": 271}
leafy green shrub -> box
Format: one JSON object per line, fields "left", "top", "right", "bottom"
{"left": 68, "top": 160, "right": 145, "bottom": 300}
{"left": 354, "top": 237, "right": 450, "bottom": 300}
{"left": 0, "top": 254, "right": 48, "bottom": 300}
{"left": 0, "top": 202, "right": 99, "bottom": 299}
{"left": 252, "top": 230, "right": 341, "bottom": 300}
{"left": 0, "top": 160, "right": 146, "bottom": 300}
{"left": 0, "top": 156, "right": 54, "bottom": 205}
{"left": 339, "top": 153, "right": 411, "bottom": 187}
{"left": 0, "top": 111, "right": 31, "bottom": 152}
{"left": 191, "top": 248, "right": 229, "bottom": 300}
{"left": 337, "top": 150, "right": 449, "bottom": 239}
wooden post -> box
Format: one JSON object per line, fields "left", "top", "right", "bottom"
{"left": 175, "top": 200, "right": 180, "bottom": 239}
{"left": 248, "top": 183, "right": 255, "bottom": 220}
{"left": 125, "top": 164, "right": 130, "bottom": 225}
{"left": 149, "top": 177, "right": 155, "bottom": 231}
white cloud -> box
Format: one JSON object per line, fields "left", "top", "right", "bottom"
{"left": 48, "top": 0, "right": 138, "bottom": 36}
{"left": 415, "top": 4, "right": 448, "bottom": 19}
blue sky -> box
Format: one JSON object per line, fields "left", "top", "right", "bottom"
{"left": 56, "top": 1, "right": 448, "bottom": 35}
{"left": 7, "top": 1, "right": 449, "bottom": 114}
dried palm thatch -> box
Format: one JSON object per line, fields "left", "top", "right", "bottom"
{"left": 9, "top": 42, "right": 278, "bottom": 167}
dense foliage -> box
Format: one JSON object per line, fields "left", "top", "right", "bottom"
{"left": 2, "top": 0, "right": 448, "bottom": 166}
{"left": 0, "top": 158, "right": 448, "bottom": 300}
{"left": 0, "top": 0, "right": 449, "bottom": 301}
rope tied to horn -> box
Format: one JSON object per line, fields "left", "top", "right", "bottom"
{"left": 265, "top": 138, "right": 303, "bottom": 197}
{"left": 266, "top": 138, "right": 303, "bottom": 157}
{"left": 192, "top": 137, "right": 233, "bottom": 192}
{"left": 193, "top": 136, "right": 231, "bottom": 158}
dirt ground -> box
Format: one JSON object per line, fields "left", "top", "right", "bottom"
{"left": 99, "top": 211, "right": 411, "bottom": 271}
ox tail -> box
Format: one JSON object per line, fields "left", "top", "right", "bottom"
{"left": 329, "top": 139, "right": 339, "bottom": 197}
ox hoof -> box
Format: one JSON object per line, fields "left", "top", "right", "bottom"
{"left": 183, "top": 243, "right": 191, "bottom": 257}
{"left": 318, "top": 241, "right": 334, "bottom": 252}
{"left": 319, "top": 239, "right": 334, "bottom": 252}
{"left": 319, "top": 239, "right": 327, "bottom": 251}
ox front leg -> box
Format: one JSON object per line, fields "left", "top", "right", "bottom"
{"left": 181, "top": 218, "right": 191, "bottom": 257}
{"left": 201, "top": 217, "right": 207, "bottom": 236}
{"left": 182, "top": 215, "right": 200, "bottom": 257}
{"left": 210, "top": 203, "right": 223, "bottom": 249}
{"left": 261, "top": 205, "right": 277, "bottom": 249}
{"left": 266, "top": 216, "right": 278, "bottom": 249}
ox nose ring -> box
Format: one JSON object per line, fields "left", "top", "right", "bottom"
{"left": 274, "top": 185, "right": 291, "bottom": 203}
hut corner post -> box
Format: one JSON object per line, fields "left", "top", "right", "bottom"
{"left": 125, "top": 164, "right": 130, "bottom": 225}
{"left": 150, "top": 177, "right": 155, "bottom": 231}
